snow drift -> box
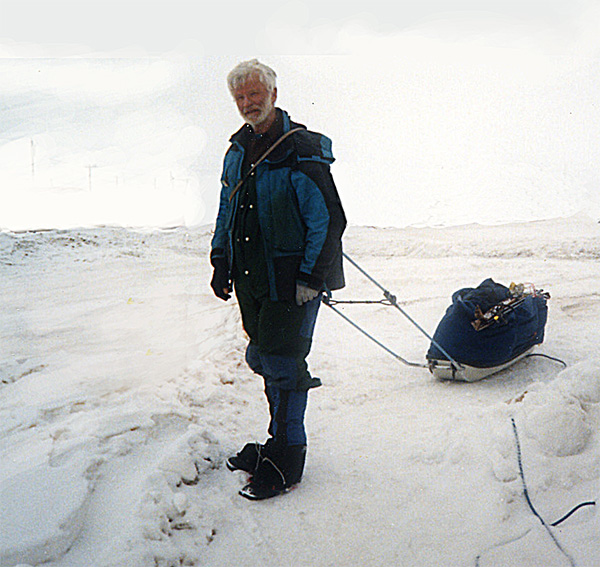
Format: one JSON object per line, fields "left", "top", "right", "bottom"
{"left": 1, "top": 215, "right": 599, "bottom": 567}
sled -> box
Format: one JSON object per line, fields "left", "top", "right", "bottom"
{"left": 324, "top": 255, "right": 554, "bottom": 383}
{"left": 426, "top": 279, "right": 549, "bottom": 382}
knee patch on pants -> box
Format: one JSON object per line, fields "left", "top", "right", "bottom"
{"left": 245, "top": 343, "right": 264, "bottom": 376}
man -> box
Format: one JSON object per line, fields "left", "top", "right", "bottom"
{"left": 210, "top": 59, "right": 346, "bottom": 500}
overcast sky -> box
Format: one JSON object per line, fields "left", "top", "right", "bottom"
{"left": 1, "top": 0, "right": 594, "bottom": 55}
{"left": 1, "top": 0, "right": 599, "bottom": 229}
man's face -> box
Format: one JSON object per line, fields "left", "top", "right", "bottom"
{"left": 232, "top": 75, "right": 277, "bottom": 130}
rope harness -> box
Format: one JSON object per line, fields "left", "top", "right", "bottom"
{"left": 323, "top": 253, "right": 568, "bottom": 374}
{"left": 228, "top": 127, "right": 304, "bottom": 203}
{"left": 322, "top": 252, "right": 462, "bottom": 371}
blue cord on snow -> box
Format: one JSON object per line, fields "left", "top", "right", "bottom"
{"left": 476, "top": 418, "right": 596, "bottom": 566}
{"left": 510, "top": 417, "right": 576, "bottom": 566}
{"left": 551, "top": 501, "right": 596, "bottom": 527}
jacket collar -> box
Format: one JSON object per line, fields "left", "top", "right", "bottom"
{"left": 230, "top": 109, "right": 305, "bottom": 147}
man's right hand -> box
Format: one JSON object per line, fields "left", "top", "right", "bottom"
{"left": 210, "top": 259, "right": 232, "bottom": 301}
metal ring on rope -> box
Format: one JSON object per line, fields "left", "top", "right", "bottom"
{"left": 321, "top": 252, "right": 463, "bottom": 372}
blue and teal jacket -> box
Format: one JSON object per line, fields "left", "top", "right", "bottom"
{"left": 211, "top": 109, "right": 346, "bottom": 302}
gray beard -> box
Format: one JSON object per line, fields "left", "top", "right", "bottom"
{"left": 242, "top": 106, "right": 271, "bottom": 130}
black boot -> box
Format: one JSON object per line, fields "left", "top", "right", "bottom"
{"left": 281, "top": 444, "right": 307, "bottom": 487}
{"left": 226, "top": 442, "right": 261, "bottom": 474}
{"left": 239, "top": 444, "right": 307, "bottom": 500}
{"left": 226, "top": 439, "right": 279, "bottom": 474}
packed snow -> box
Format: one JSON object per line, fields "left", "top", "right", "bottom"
{"left": 1, "top": 214, "right": 599, "bottom": 567}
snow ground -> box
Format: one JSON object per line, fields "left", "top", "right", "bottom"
{"left": 1, "top": 215, "right": 599, "bottom": 567}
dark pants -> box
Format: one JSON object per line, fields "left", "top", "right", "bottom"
{"left": 235, "top": 278, "right": 321, "bottom": 446}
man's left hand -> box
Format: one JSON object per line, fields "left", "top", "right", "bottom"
{"left": 296, "top": 283, "right": 319, "bottom": 306}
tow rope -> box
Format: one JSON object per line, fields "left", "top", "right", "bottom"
{"left": 475, "top": 418, "right": 596, "bottom": 566}
{"left": 322, "top": 252, "right": 462, "bottom": 371}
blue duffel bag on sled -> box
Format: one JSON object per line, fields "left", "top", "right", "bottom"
{"left": 427, "top": 278, "right": 549, "bottom": 382}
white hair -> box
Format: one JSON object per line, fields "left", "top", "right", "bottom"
{"left": 227, "top": 59, "right": 277, "bottom": 94}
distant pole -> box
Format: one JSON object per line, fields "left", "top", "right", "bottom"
{"left": 30, "top": 139, "right": 35, "bottom": 178}
{"left": 86, "top": 164, "right": 98, "bottom": 191}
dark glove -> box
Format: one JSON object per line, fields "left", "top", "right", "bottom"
{"left": 210, "top": 258, "right": 231, "bottom": 301}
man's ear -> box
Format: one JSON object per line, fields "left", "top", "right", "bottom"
{"left": 271, "top": 87, "right": 278, "bottom": 104}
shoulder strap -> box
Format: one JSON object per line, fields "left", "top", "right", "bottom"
{"left": 229, "top": 127, "right": 304, "bottom": 202}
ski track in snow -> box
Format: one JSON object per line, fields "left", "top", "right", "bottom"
{"left": 0, "top": 216, "right": 599, "bottom": 567}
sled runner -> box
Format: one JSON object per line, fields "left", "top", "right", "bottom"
{"left": 324, "top": 254, "right": 553, "bottom": 382}
{"left": 427, "top": 346, "right": 535, "bottom": 382}
{"left": 426, "top": 279, "right": 550, "bottom": 382}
